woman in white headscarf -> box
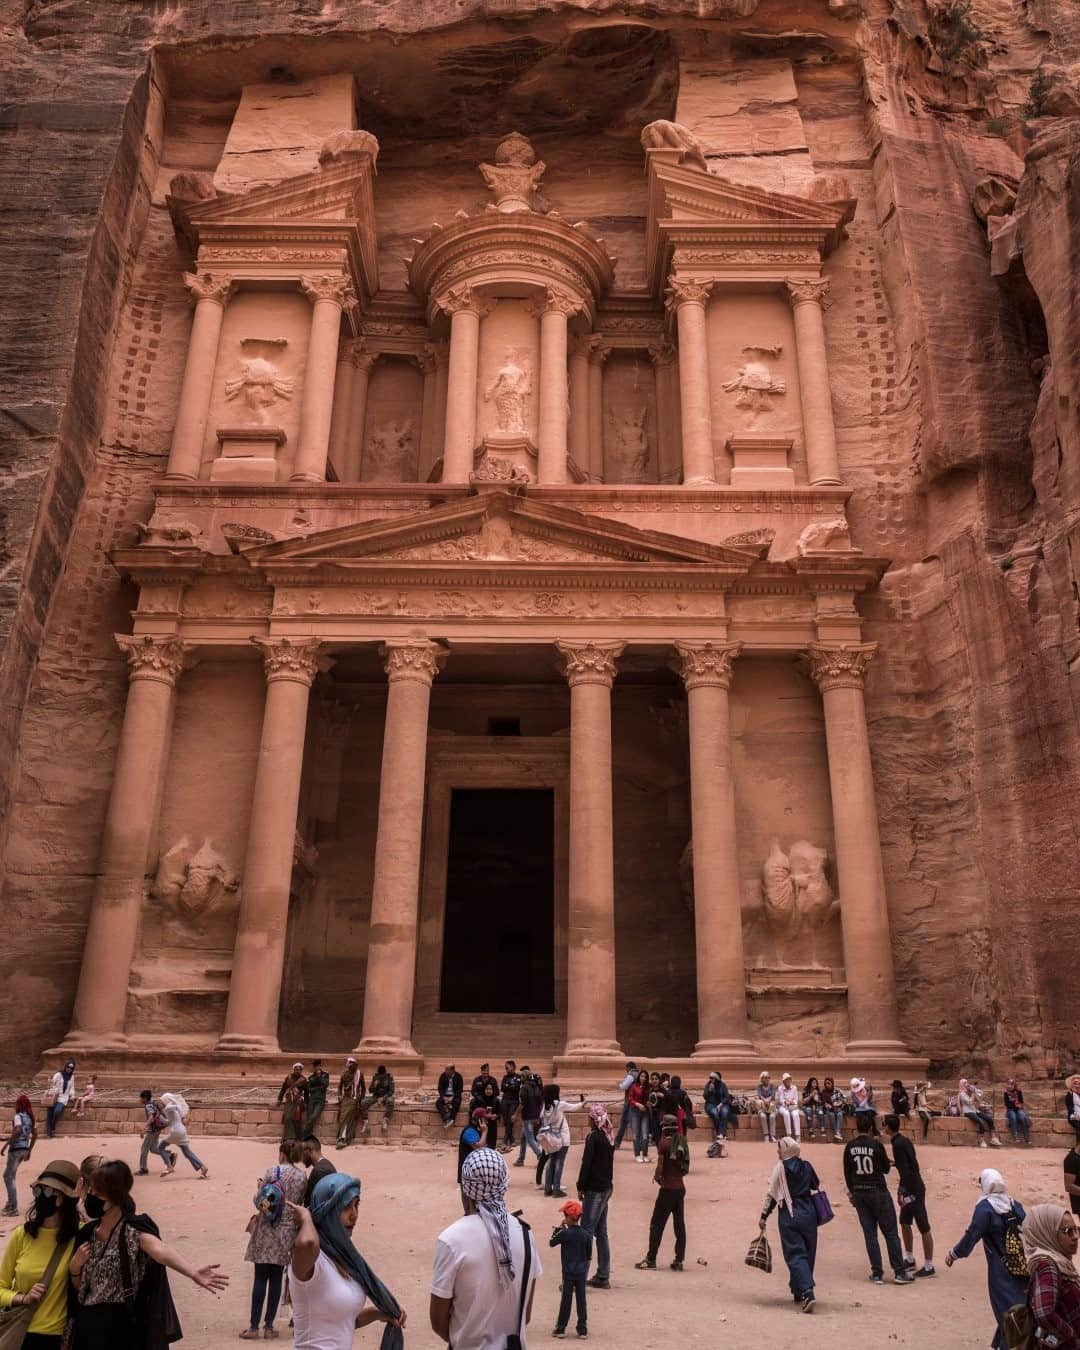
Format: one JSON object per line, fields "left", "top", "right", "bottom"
{"left": 758, "top": 1137, "right": 822, "bottom": 1313}
{"left": 944, "top": 1169, "right": 1028, "bottom": 1348}
{"left": 1023, "top": 1203, "right": 1080, "bottom": 1347}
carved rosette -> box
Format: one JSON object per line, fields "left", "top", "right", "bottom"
{"left": 381, "top": 639, "right": 447, "bottom": 685}
{"left": 785, "top": 278, "right": 831, "bottom": 309}
{"left": 116, "top": 634, "right": 188, "bottom": 686}
{"left": 804, "top": 642, "right": 877, "bottom": 691}
{"left": 664, "top": 277, "right": 714, "bottom": 312}
{"left": 672, "top": 641, "right": 743, "bottom": 691}
{"left": 183, "top": 271, "right": 233, "bottom": 307}
{"left": 254, "top": 636, "right": 325, "bottom": 686}
{"left": 435, "top": 284, "right": 495, "bottom": 319}
{"left": 556, "top": 640, "right": 625, "bottom": 688}
{"left": 300, "top": 273, "right": 358, "bottom": 310}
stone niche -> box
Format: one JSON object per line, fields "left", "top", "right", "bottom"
{"left": 205, "top": 290, "right": 310, "bottom": 481}
{"left": 477, "top": 299, "right": 541, "bottom": 449}
{"left": 602, "top": 352, "right": 658, "bottom": 485}
{"left": 360, "top": 359, "right": 423, "bottom": 483}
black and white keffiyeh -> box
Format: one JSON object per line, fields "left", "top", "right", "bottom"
{"left": 460, "top": 1147, "right": 515, "bottom": 1288}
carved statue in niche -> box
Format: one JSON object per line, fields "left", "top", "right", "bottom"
{"left": 365, "top": 419, "right": 415, "bottom": 481}
{"left": 722, "top": 346, "right": 786, "bottom": 421}
{"left": 471, "top": 454, "right": 531, "bottom": 486}
{"left": 761, "top": 838, "right": 838, "bottom": 962}
{"left": 150, "top": 837, "right": 239, "bottom": 924}
{"left": 640, "top": 119, "right": 709, "bottom": 172}
{"left": 484, "top": 352, "right": 532, "bottom": 434}
{"left": 796, "top": 517, "right": 852, "bottom": 555}
{"left": 224, "top": 338, "right": 294, "bottom": 425}
{"left": 607, "top": 405, "right": 650, "bottom": 483}
{"left": 135, "top": 516, "right": 204, "bottom": 547}
{"left": 479, "top": 132, "right": 547, "bottom": 214}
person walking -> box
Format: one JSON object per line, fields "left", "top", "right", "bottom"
{"left": 628, "top": 1070, "right": 651, "bottom": 1163}
{"left": 613, "top": 1062, "right": 637, "bottom": 1150}
{"left": 359, "top": 1066, "right": 395, "bottom": 1136}
{"left": 515, "top": 1071, "right": 544, "bottom": 1167}
{"left": 1, "top": 1094, "right": 36, "bottom": 1216}
{"left": 821, "top": 1077, "right": 845, "bottom": 1142}
{"left": 1003, "top": 1078, "right": 1032, "bottom": 1145}
{"left": 335, "top": 1057, "right": 364, "bottom": 1150}
{"left": 758, "top": 1137, "right": 822, "bottom": 1312}
{"left": 301, "top": 1136, "right": 336, "bottom": 1205}
{"left": 0, "top": 1158, "right": 79, "bottom": 1347}
{"left": 944, "top": 1168, "right": 1028, "bottom": 1349}
{"left": 68, "top": 1159, "right": 228, "bottom": 1348}
{"left": 240, "top": 1140, "right": 307, "bottom": 1340}
{"left": 437, "top": 1064, "right": 464, "bottom": 1128}
{"left": 288, "top": 1173, "right": 406, "bottom": 1349}
{"left": 42, "top": 1061, "right": 75, "bottom": 1139}
{"left": 958, "top": 1077, "right": 1002, "bottom": 1148}
{"left": 134, "top": 1091, "right": 175, "bottom": 1177}
{"left": 538, "top": 1086, "right": 580, "bottom": 1198}
{"left": 842, "top": 1114, "right": 914, "bottom": 1285}
{"left": 1023, "top": 1203, "right": 1080, "bottom": 1346}
{"left": 304, "top": 1060, "right": 330, "bottom": 1136}
{"left": 635, "top": 1115, "right": 689, "bottom": 1271}
{"left": 777, "top": 1073, "right": 802, "bottom": 1142}
{"left": 757, "top": 1072, "right": 778, "bottom": 1143}
{"left": 883, "top": 1114, "right": 935, "bottom": 1277}
{"left": 703, "top": 1072, "right": 731, "bottom": 1148}
{"left": 499, "top": 1062, "right": 521, "bottom": 1151}
{"left": 277, "top": 1063, "right": 307, "bottom": 1144}
{"left": 802, "top": 1077, "right": 825, "bottom": 1141}
{"left": 577, "top": 1103, "right": 614, "bottom": 1291}
{"left": 550, "top": 1200, "right": 591, "bottom": 1339}
{"left": 160, "top": 1091, "right": 209, "bottom": 1179}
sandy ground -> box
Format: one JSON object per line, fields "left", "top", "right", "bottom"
{"left": 2, "top": 1132, "right": 1072, "bottom": 1347}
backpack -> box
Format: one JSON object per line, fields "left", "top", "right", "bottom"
{"left": 1001, "top": 1208, "right": 1029, "bottom": 1279}
{"left": 255, "top": 1167, "right": 286, "bottom": 1226}
{"left": 1002, "top": 1302, "right": 1036, "bottom": 1350}
{"left": 160, "top": 1092, "right": 190, "bottom": 1120}
{"left": 669, "top": 1131, "right": 691, "bottom": 1174}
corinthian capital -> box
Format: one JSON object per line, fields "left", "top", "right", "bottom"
{"left": 381, "top": 639, "right": 447, "bottom": 685}
{"left": 301, "top": 273, "right": 358, "bottom": 309}
{"left": 436, "top": 283, "right": 495, "bottom": 319}
{"left": 527, "top": 288, "right": 581, "bottom": 319}
{"left": 785, "top": 278, "right": 831, "bottom": 309}
{"left": 116, "top": 634, "right": 188, "bottom": 685}
{"left": 648, "top": 340, "right": 677, "bottom": 369}
{"left": 804, "top": 642, "right": 876, "bottom": 691}
{"left": 584, "top": 335, "right": 610, "bottom": 367}
{"left": 672, "top": 641, "right": 742, "bottom": 691}
{"left": 183, "top": 271, "right": 233, "bottom": 306}
{"left": 555, "top": 640, "right": 625, "bottom": 688}
{"left": 664, "top": 277, "right": 713, "bottom": 312}
{"left": 253, "top": 636, "right": 326, "bottom": 686}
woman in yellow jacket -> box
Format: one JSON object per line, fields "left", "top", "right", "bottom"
{"left": 0, "top": 1158, "right": 80, "bottom": 1349}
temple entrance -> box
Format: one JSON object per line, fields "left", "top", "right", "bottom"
{"left": 439, "top": 788, "right": 555, "bottom": 1013}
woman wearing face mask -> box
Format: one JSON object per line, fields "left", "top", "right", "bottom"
{"left": 0, "top": 1159, "right": 80, "bottom": 1349}
{"left": 67, "top": 1158, "right": 228, "bottom": 1348}
{"left": 76, "top": 1154, "right": 104, "bottom": 1218}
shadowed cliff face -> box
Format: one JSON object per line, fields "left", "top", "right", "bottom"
{"left": 0, "top": 0, "right": 1077, "bottom": 1073}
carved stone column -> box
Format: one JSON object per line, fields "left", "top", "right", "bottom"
{"left": 417, "top": 345, "right": 439, "bottom": 482}
{"left": 556, "top": 640, "right": 625, "bottom": 1057}
{"left": 536, "top": 290, "right": 576, "bottom": 485}
{"left": 439, "top": 285, "right": 490, "bottom": 484}
{"left": 346, "top": 349, "right": 377, "bottom": 482}
{"left": 786, "top": 279, "right": 841, "bottom": 486}
{"left": 805, "top": 643, "right": 904, "bottom": 1051}
{"left": 218, "top": 638, "right": 325, "bottom": 1052}
{"left": 667, "top": 278, "right": 717, "bottom": 487}
{"left": 672, "top": 642, "right": 756, "bottom": 1058}
{"left": 356, "top": 640, "right": 446, "bottom": 1057}
{"left": 649, "top": 341, "right": 680, "bottom": 484}
{"left": 568, "top": 336, "right": 591, "bottom": 477}
{"left": 433, "top": 341, "right": 450, "bottom": 477}
{"left": 293, "top": 274, "right": 357, "bottom": 483}
{"left": 165, "top": 272, "right": 233, "bottom": 480}
{"left": 64, "top": 636, "right": 188, "bottom": 1048}
{"left": 326, "top": 343, "right": 356, "bottom": 478}
{"left": 586, "top": 337, "right": 609, "bottom": 483}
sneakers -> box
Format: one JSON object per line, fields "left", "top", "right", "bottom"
{"left": 868, "top": 1273, "right": 884, "bottom": 1284}
{"left": 670, "top": 1261, "right": 684, "bottom": 1271}
{"left": 833, "top": 1133, "right": 843, "bottom": 1142}
{"left": 989, "top": 1137, "right": 1003, "bottom": 1148}
{"left": 577, "top": 1331, "right": 588, "bottom": 1339}
{"left": 552, "top": 1329, "right": 566, "bottom": 1339}
{"left": 894, "top": 1271, "right": 915, "bottom": 1284}
{"left": 914, "top": 1266, "right": 937, "bottom": 1278}
{"left": 586, "top": 1277, "right": 610, "bottom": 1289}
{"left": 634, "top": 1258, "right": 656, "bottom": 1270}
{"left": 801, "top": 1295, "right": 816, "bottom": 1313}
{"left": 1, "top": 1206, "right": 17, "bottom": 1217}
{"left": 551, "top": 1189, "right": 568, "bottom": 1198}
{"left": 978, "top": 1139, "right": 988, "bottom": 1148}
{"left": 512, "top": 1159, "right": 525, "bottom": 1167}
{"left": 904, "top": 1257, "right": 917, "bottom": 1269}
{"left": 135, "top": 1168, "right": 149, "bottom": 1176}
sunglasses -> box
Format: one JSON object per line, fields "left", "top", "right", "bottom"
{"left": 30, "top": 1184, "right": 61, "bottom": 1199}
{"left": 1060, "top": 1225, "right": 1080, "bottom": 1237}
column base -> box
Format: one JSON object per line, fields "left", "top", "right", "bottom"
{"left": 682, "top": 474, "right": 718, "bottom": 488}
{"left": 809, "top": 475, "right": 843, "bottom": 487}
{"left": 843, "top": 1038, "right": 914, "bottom": 1057}
{"left": 352, "top": 1037, "right": 421, "bottom": 1061}
{"left": 215, "top": 1033, "right": 281, "bottom": 1053}
{"left": 691, "top": 1038, "right": 759, "bottom": 1061}
{"left": 48, "top": 1030, "right": 130, "bottom": 1054}
{"left": 560, "top": 1039, "right": 623, "bottom": 1058}
{"left": 161, "top": 470, "right": 198, "bottom": 483}
{"left": 289, "top": 471, "right": 325, "bottom": 484}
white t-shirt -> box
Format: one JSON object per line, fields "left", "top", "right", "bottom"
{"left": 431, "top": 1213, "right": 541, "bottom": 1350}
{"left": 290, "top": 1250, "right": 367, "bottom": 1350}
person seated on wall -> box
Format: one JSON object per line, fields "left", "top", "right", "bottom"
{"left": 913, "top": 1082, "right": 941, "bottom": 1141}
{"left": 958, "top": 1078, "right": 1003, "bottom": 1149}
{"left": 850, "top": 1079, "right": 879, "bottom": 1135}
{"left": 890, "top": 1080, "right": 912, "bottom": 1119}
{"left": 1066, "top": 1075, "right": 1080, "bottom": 1145}
{"left": 1002, "top": 1078, "right": 1032, "bottom": 1146}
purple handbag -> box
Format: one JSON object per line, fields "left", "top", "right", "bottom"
{"left": 812, "top": 1190, "right": 835, "bottom": 1225}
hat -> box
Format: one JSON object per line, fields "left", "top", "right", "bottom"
{"left": 709, "top": 1071, "right": 720, "bottom": 1081}
{"left": 35, "top": 1160, "right": 79, "bottom": 1198}
{"left": 346, "top": 1056, "right": 357, "bottom": 1065}
{"left": 559, "top": 1200, "right": 583, "bottom": 1219}
{"left": 781, "top": 1072, "right": 792, "bottom": 1081}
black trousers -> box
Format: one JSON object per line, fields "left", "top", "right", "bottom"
{"left": 556, "top": 1276, "right": 587, "bottom": 1333}
{"left": 647, "top": 1189, "right": 686, "bottom": 1263}
{"left": 250, "top": 1262, "right": 284, "bottom": 1328}
{"left": 436, "top": 1096, "right": 460, "bottom": 1124}
{"left": 852, "top": 1189, "right": 905, "bottom": 1276}
{"left": 500, "top": 1097, "right": 518, "bottom": 1144}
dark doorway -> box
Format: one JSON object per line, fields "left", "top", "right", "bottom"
{"left": 440, "top": 788, "right": 555, "bottom": 1013}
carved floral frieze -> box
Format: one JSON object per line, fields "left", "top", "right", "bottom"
{"left": 269, "top": 585, "right": 727, "bottom": 621}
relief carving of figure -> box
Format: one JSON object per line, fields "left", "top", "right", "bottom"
{"left": 471, "top": 453, "right": 531, "bottom": 485}
{"left": 223, "top": 356, "right": 293, "bottom": 425}
{"left": 478, "top": 132, "right": 547, "bottom": 213}
{"left": 135, "top": 516, "right": 204, "bottom": 547}
{"left": 640, "top": 119, "right": 709, "bottom": 172}
{"left": 150, "top": 837, "right": 239, "bottom": 924}
{"left": 607, "top": 405, "right": 650, "bottom": 482}
{"left": 484, "top": 353, "right": 532, "bottom": 434}
{"left": 722, "top": 347, "right": 786, "bottom": 421}
{"left": 364, "top": 419, "right": 415, "bottom": 481}
{"left": 761, "top": 838, "right": 837, "bottom": 955}
{"left": 796, "top": 517, "right": 852, "bottom": 555}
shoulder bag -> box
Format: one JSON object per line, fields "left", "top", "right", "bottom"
{"left": 505, "top": 1215, "right": 532, "bottom": 1350}
{"left": 0, "top": 1233, "right": 69, "bottom": 1350}
{"left": 812, "top": 1190, "right": 835, "bottom": 1225}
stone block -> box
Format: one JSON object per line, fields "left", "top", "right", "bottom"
{"left": 205, "top": 1122, "right": 239, "bottom": 1136}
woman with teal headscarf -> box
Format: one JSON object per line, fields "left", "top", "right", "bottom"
{"left": 286, "top": 1172, "right": 406, "bottom": 1349}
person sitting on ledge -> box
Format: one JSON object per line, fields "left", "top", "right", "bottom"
{"left": 359, "top": 1066, "right": 395, "bottom": 1137}
{"left": 958, "top": 1078, "right": 1002, "bottom": 1149}
{"left": 850, "top": 1078, "right": 878, "bottom": 1135}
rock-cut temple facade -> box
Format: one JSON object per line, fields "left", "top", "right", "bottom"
{"left": 1, "top": 6, "right": 1077, "bottom": 1086}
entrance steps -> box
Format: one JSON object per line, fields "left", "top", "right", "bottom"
{"left": 412, "top": 1013, "right": 564, "bottom": 1076}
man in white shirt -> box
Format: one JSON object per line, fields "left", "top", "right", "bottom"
{"left": 430, "top": 1148, "right": 541, "bottom": 1349}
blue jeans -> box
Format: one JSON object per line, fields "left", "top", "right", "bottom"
{"left": 3, "top": 1149, "right": 28, "bottom": 1210}
{"left": 45, "top": 1102, "right": 66, "bottom": 1138}
{"left": 825, "top": 1109, "right": 844, "bottom": 1136}
{"left": 705, "top": 1103, "right": 730, "bottom": 1139}
{"left": 175, "top": 1142, "right": 205, "bottom": 1172}
{"left": 804, "top": 1105, "right": 825, "bottom": 1136}
{"left": 964, "top": 1110, "right": 994, "bottom": 1136}
{"left": 581, "top": 1188, "right": 611, "bottom": 1281}
{"left": 629, "top": 1110, "right": 650, "bottom": 1158}
{"left": 1005, "top": 1108, "right": 1030, "bottom": 1143}
{"left": 543, "top": 1146, "right": 568, "bottom": 1193}
{"left": 779, "top": 1198, "right": 818, "bottom": 1299}
{"left": 139, "top": 1132, "right": 174, "bottom": 1172}
{"left": 517, "top": 1119, "right": 541, "bottom": 1163}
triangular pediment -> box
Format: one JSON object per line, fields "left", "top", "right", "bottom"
{"left": 651, "top": 160, "right": 851, "bottom": 232}
{"left": 240, "top": 490, "right": 762, "bottom": 573}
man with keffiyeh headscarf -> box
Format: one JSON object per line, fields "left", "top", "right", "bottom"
{"left": 431, "top": 1147, "right": 542, "bottom": 1348}
{"left": 287, "top": 1171, "right": 405, "bottom": 1350}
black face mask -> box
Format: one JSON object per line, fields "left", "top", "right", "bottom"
{"left": 83, "top": 1195, "right": 106, "bottom": 1220}
{"left": 34, "top": 1195, "right": 58, "bottom": 1220}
